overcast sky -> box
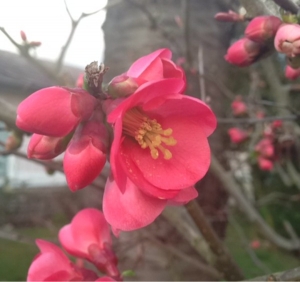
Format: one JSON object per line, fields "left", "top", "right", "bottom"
{"left": 0, "top": 0, "right": 107, "bottom": 69}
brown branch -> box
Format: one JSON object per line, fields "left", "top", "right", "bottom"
{"left": 249, "top": 266, "right": 300, "bottom": 281}
{"left": 272, "top": 0, "right": 299, "bottom": 13}
{"left": 217, "top": 115, "right": 298, "bottom": 124}
{"left": 185, "top": 200, "right": 244, "bottom": 281}
{"left": 144, "top": 234, "right": 222, "bottom": 281}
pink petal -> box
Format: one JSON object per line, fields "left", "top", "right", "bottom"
{"left": 62, "top": 208, "right": 111, "bottom": 256}
{"left": 161, "top": 58, "right": 184, "bottom": 79}
{"left": 168, "top": 186, "right": 198, "bottom": 205}
{"left": 126, "top": 48, "right": 171, "bottom": 78}
{"left": 103, "top": 177, "right": 167, "bottom": 231}
{"left": 16, "top": 87, "right": 96, "bottom": 137}
{"left": 121, "top": 115, "right": 211, "bottom": 191}
{"left": 107, "top": 79, "right": 185, "bottom": 124}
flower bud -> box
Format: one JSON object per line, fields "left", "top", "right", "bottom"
{"left": 5, "top": 131, "right": 23, "bottom": 151}
{"left": 225, "top": 38, "right": 263, "bottom": 67}
{"left": 214, "top": 10, "right": 244, "bottom": 22}
{"left": 285, "top": 65, "right": 300, "bottom": 80}
{"left": 107, "top": 74, "right": 139, "bottom": 98}
{"left": 64, "top": 110, "right": 109, "bottom": 191}
{"left": 228, "top": 128, "right": 248, "bottom": 144}
{"left": 231, "top": 96, "right": 247, "bottom": 116}
{"left": 20, "top": 30, "right": 27, "bottom": 41}
{"left": 258, "top": 157, "right": 273, "bottom": 171}
{"left": 274, "top": 24, "right": 300, "bottom": 57}
{"left": 255, "top": 138, "right": 274, "bottom": 158}
{"left": 28, "top": 133, "right": 72, "bottom": 160}
{"left": 245, "top": 16, "right": 282, "bottom": 43}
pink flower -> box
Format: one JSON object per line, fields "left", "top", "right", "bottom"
{"left": 258, "top": 157, "right": 273, "bottom": 171}
{"left": 228, "top": 128, "right": 248, "bottom": 144}
{"left": 64, "top": 109, "right": 108, "bottom": 191}
{"left": 231, "top": 96, "right": 247, "bottom": 116}
{"left": 214, "top": 10, "right": 244, "bottom": 22}
{"left": 274, "top": 24, "right": 300, "bottom": 57}
{"left": 285, "top": 65, "right": 300, "bottom": 80}
{"left": 255, "top": 138, "right": 274, "bottom": 158}
{"left": 27, "top": 134, "right": 69, "bottom": 160}
{"left": 250, "top": 240, "right": 261, "bottom": 249}
{"left": 16, "top": 87, "right": 96, "bottom": 137}
{"left": 245, "top": 16, "right": 281, "bottom": 43}
{"left": 107, "top": 48, "right": 185, "bottom": 97}
{"left": 59, "top": 208, "right": 120, "bottom": 279}
{"left": 272, "top": 120, "right": 283, "bottom": 129}
{"left": 225, "top": 38, "right": 263, "bottom": 67}
{"left": 103, "top": 78, "right": 216, "bottom": 231}
{"left": 27, "top": 240, "right": 97, "bottom": 281}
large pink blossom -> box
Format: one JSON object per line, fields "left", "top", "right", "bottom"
{"left": 59, "top": 208, "right": 120, "bottom": 279}
{"left": 16, "top": 87, "right": 96, "bottom": 137}
{"left": 103, "top": 78, "right": 216, "bottom": 231}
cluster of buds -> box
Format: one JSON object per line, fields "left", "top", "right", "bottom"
{"left": 20, "top": 30, "right": 42, "bottom": 48}
{"left": 218, "top": 9, "right": 300, "bottom": 80}
{"left": 228, "top": 96, "right": 249, "bottom": 144}
{"left": 27, "top": 209, "right": 120, "bottom": 281}
{"left": 16, "top": 48, "right": 217, "bottom": 232}
{"left": 224, "top": 16, "right": 282, "bottom": 67}
{"left": 255, "top": 137, "right": 275, "bottom": 171}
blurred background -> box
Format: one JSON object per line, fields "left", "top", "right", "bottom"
{"left": 1, "top": 0, "right": 300, "bottom": 280}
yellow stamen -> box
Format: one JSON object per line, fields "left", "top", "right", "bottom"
{"left": 123, "top": 107, "right": 177, "bottom": 160}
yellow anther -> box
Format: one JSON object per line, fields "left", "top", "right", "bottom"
{"left": 123, "top": 107, "right": 177, "bottom": 160}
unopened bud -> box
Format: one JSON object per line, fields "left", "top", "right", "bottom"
{"left": 107, "top": 74, "right": 139, "bottom": 98}
{"left": 20, "top": 30, "right": 27, "bottom": 41}
{"left": 225, "top": 38, "right": 263, "bottom": 67}
{"left": 245, "top": 16, "right": 282, "bottom": 43}
{"left": 5, "top": 131, "right": 23, "bottom": 151}
{"left": 285, "top": 65, "right": 300, "bottom": 80}
{"left": 29, "top": 41, "right": 42, "bottom": 47}
{"left": 214, "top": 10, "right": 244, "bottom": 22}
{"left": 274, "top": 24, "right": 300, "bottom": 57}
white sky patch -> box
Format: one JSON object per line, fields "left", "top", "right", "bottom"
{"left": 0, "top": 0, "right": 107, "bottom": 69}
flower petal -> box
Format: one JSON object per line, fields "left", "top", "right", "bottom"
{"left": 126, "top": 48, "right": 171, "bottom": 78}
{"left": 103, "top": 177, "right": 167, "bottom": 231}
{"left": 121, "top": 115, "right": 211, "bottom": 191}
{"left": 168, "top": 186, "right": 198, "bottom": 205}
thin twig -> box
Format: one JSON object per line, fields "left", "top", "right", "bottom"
{"left": 217, "top": 115, "right": 297, "bottom": 124}
{"left": 144, "top": 234, "right": 222, "bottom": 281}
{"left": 198, "top": 46, "right": 206, "bottom": 101}
{"left": 185, "top": 200, "right": 244, "bottom": 281}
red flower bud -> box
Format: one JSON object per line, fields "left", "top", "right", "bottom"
{"left": 225, "top": 38, "right": 263, "bottom": 67}
{"left": 27, "top": 134, "right": 70, "bottom": 160}
{"left": 245, "top": 16, "right": 282, "bottom": 43}
{"left": 228, "top": 128, "right": 248, "bottom": 143}
{"left": 258, "top": 157, "right": 273, "bottom": 171}
{"left": 107, "top": 74, "right": 139, "bottom": 98}
{"left": 275, "top": 24, "right": 300, "bottom": 57}
{"left": 214, "top": 10, "right": 244, "bottom": 22}
{"left": 231, "top": 96, "right": 247, "bottom": 116}
{"left": 20, "top": 30, "right": 27, "bottom": 41}
{"left": 285, "top": 65, "right": 300, "bottom": 80}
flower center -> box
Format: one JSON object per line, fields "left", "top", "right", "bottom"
{"left": 122, "top": 107, "right": 177, "bottom": 160}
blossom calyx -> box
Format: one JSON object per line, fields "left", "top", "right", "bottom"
{"left": 16, "top": 87, "right": 97, "bottom": 137}
{"left": 245, "top": 16, "right": 282, "bottom": 43}
{"left": 107, "top": 74, "right": 139, "bottom": 98}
